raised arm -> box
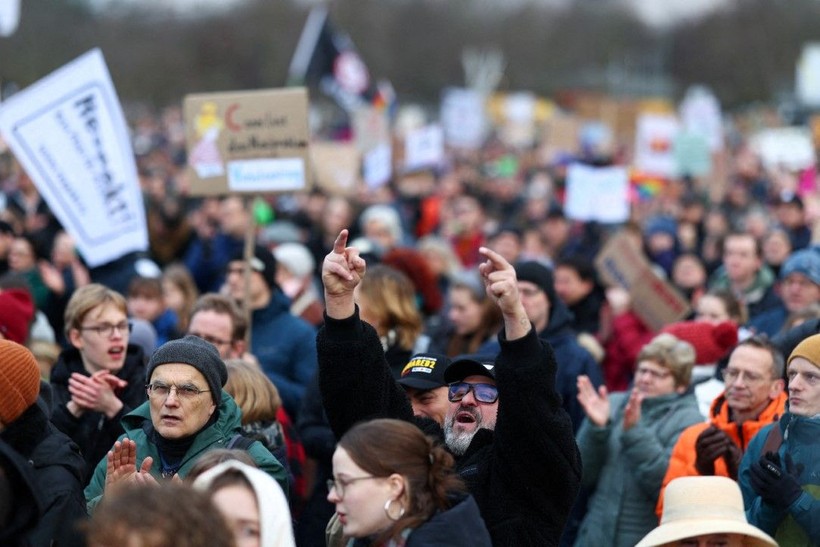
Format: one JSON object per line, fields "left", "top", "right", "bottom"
{"left": 477, "top": 246, "right": 530, "bottom": 340}
{"left": 322, "top": 229, "right": 366, "bottom": 320}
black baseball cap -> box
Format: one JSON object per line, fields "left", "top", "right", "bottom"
{"left": 397, "top": 353, "right": 450, "bottom": 390}
{"left": 443, "top": 354, "right": 496, "bottom": 384}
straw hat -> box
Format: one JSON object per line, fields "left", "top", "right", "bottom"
{"left": 635, "top": 476, "right": 776, "bottom": 547}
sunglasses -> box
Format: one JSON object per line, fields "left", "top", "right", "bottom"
{"left": 448, "top": 382, "right": 499, "bottom": 404}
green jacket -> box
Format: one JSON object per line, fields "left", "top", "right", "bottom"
{"left": 84, "top": 391, "right": 288, "bottom": 511}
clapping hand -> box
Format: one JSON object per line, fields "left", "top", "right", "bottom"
{"left": 577, "top": 375, "right": 610, "bottom": 427}
{"left": 68, "top": 370, "right": 127, "bottom": 418}
{"left": 104, "top": 438, "right": 157, "bottom": 495}
{"left": 749, "top": 451, "right": 804, "bottom": 508}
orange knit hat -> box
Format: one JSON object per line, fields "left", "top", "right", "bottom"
{"left": 0, "top": 340, "right": 40, "bottom": 425}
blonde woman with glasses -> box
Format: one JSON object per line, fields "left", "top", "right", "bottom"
{"left": 573, "top": 333, "right": 704, "bottom": 547}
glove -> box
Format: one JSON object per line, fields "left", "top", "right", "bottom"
{"left": 723, "top": 442, "right": 743, "bottom": 480}
{"left": 749, "top": 452, "right": 803, "bottom": 508}
{"left": 694, "top": 426, "right": 731, "bottom": 476}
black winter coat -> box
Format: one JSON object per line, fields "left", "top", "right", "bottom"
{"left": 318, "top": 308, "right": 581, "bottom": 547}
{"left": 49, "top": 344, "right": 147, "bottom": 483}
{"left": 0, "top": 402, "right": 87, "bottom": 547}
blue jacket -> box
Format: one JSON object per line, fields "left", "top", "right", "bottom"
{"left": 480, "top": 298, "right": 604, "bottom": 432}
{"left": 251, "top": 290, "right": 318, "bottom": 419}
{"left": 739, "top": 411, "right": 820, "bottom": 545}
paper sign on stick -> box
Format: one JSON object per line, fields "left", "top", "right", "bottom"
{"left": 634, "top": 113, "right": 680, "bottom": 177}
{"left": 0, "top": 49, "right": 147, "bottom": 268}
{"left": 595, "top": 232, "right": 690, "bottom": 330}
{"left": 184, "top": 87, "right": 311, "bottom": 196}
{"left": 311, "top": 141, "right": 360, "bottom": 196}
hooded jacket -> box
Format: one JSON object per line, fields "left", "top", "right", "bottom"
{"left": 318, "top": 308, "right": 581, "bottom": 547}
{"left": 657, "top": 390, "right": 788, "bottom": 517}
{"left": 251, "top": 289, "right": 318, "bottom": 420}
{"left": 0, "top": 402, "right": 87, "bottom": 547}
{"left": 50, "top": 344, "right": 147, "bottom": 483}
{"left": 574, "top": 390, "right": 704, "bottom": 547}
{"left": 739, "top": 410, "right": 820, "bottom": 545}
{"left": 84, "top": 391, "right": 288, "bottom": 511}
{"left": 479, "top": 297, "right": 603, "bottom": 432}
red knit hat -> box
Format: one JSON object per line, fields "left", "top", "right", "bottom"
{"left": 661, "top": 320, "right": 738, "bottom": 365}
{"left": 0, "top": 289, "right": 35, "bottom": 345}
{"left": 0, "top": 340, "right": 40, "bottom": 424}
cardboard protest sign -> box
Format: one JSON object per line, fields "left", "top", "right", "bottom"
{"left": 184, "top": 87, "right": 310, "bottom": 196}
{"left": 539, "top": 113, "right": 582, "bottom": 163}
{"left": 0, "top": 48, "right": 147, "bottom": 268}
{"left": 595, "top": 232, "right": 690, "bottom": 331}
{"left": 564, "top": 163, "right": 629, "bottom": 223}
{"left": 310, "top": 141, "right": 360, "bottom": 196}
{"left": 352, "top": 105, "right": 390, "bottom": 153}
{"left": 440, "top": 87, "right": 487, "bottom": 150}
{"left": 750, "top": 127, "right": 816, "bottom": 171}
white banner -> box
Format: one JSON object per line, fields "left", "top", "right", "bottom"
{"left": 565, "top": 163, "right": 630, "bottom": 223}
{"left": 404, "top": 124, "right": 444, "bottom": 171}
{"left": 0, "top": 0, "right": 20, "bottom": 37}
{"left": 0, "top": 49, "right": 147, "bottom": 267}
{"left": 750, "top": 127, "right": 816, "bottom": 171}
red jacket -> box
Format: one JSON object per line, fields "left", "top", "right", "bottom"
{"left": 656, "top": 389, "right": 788, "bottom": 518}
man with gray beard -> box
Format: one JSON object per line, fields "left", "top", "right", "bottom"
{"left": 317, "top": 229, "right": 580, "bottom": 546}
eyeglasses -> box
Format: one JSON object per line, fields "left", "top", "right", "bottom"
{"left": 146, "top": 382, "right": 210, "bottom": 400}
{"left": 635, "top": 366, "right": 672, "bottom": 381}
{"left": 188, "top": 332, "right": 231, "bottom": 347}
{"left": 448, "top": 382, "right": 499, "bottom": 404}
{"left": 723, "top": 368, "right": 767, "bottom": 384}
{"left": 326, "top": 476, "right": 379, "bottom": 497}
{"left": 78, "top": 321, "right": 130, "bottom": 338}
{"left": 518, "top": 286, "right": 543, "bottom": 298}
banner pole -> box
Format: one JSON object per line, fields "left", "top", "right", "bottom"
{"left": 241, "top": 194, "right": 258, "bottom": 349}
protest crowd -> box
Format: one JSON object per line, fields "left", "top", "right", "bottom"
{"left": 2, "top": 30, "right": 820, "bottom": 547}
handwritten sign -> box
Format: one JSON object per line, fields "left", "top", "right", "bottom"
{"left": 0, "top": 49, "right": 147, "bottom": 267}
{"left": 184, "top": 87, "right": 311, "bottom": 195}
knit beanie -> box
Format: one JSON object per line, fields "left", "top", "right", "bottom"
{"left": 146, "top": 335, "right": 227, "bottom": 405}
{"left": 231, "top": 245, "right": 278, "bottom": 291}
{"left": 788, "top": 333, "right": 820, "bottom": 369}
{"left": 0, "top": 340, "right": 41, "bottom": 424}
{"left": 514, "top": 261, "right": 558, "bottom": 305}
{"left": 0, "top": 289, "right": 35, "bottom": 345}
{"left": 661, "top": 320, "right": 738, "bottom": 365}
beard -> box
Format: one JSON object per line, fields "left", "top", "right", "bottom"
{"left": 443, "top": 406, "right": 482, "bottom": 456}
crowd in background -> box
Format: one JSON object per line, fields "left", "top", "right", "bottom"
{"left": 0, "top": 94, "right": 819, "bottom": 546}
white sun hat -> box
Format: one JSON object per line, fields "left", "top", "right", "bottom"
{"left": 636, "top": 476, "right": 776, "bottom": 547}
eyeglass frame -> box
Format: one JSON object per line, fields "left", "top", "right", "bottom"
{"left": 77, "top": 321, "right": 131, "bottom": 338}
{"left": 634, "top": 365, "right": 673, "bottom": 381}
{"left": 722, "top": 367, "right": 770, "bottom": 385}
{"left": 145, "top": 382, "right": 211, "bottom": 400}
{"left": 188, "top": 331, "right": 232, "bottom": 347}
{"left": 326, "top": 475, "right": 379, "bottom": 497}
{"left": 447, "top": 381, "right": 499, "bottom": 404}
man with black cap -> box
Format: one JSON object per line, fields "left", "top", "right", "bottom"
{"left": 224, "top": 244, "right": 317, "bottom": 420}
{"left": 482, "top": 260, "right": 603, "bottom": 432}
{"left": 396, "top": 353, "right": 452, "bottom": 426}
{"left": 84, "top": 335, "right": 288, "bottom": 511}
{"left": 317, "top": 229, "right": 580, "bottom": 546}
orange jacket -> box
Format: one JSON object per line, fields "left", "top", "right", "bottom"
{"left": 655, "top": 390, "right": 787, "bottom": 518}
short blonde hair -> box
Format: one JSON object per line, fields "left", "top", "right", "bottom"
{"left": 637, "top": 333, "right": 695, "bottom": 389}
{"left": 223, "top": 359, "right": 281, "bottom": 424}
{"left": 64, "top": 284, "right": 127, "bottom": 338}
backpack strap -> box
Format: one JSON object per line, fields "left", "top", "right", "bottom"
{"left": 226, "top": 433, "right": 256, "bottom": 451}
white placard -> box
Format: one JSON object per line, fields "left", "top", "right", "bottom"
{"left": 227, "top": 157, "right": 306, "bottom": 192}
{"left": 564, "top": 163, "right": 630, "bottom": 223}
{"left": 797, "top": 43, "right": 820, "bottom": 108}
{"left": 0, "top": 49, "right": 147, "bottom": 268}
{"left": 440, "top": 87, "right": 487, "bottom": 150}
{"left": 404, "top": 124, "right": 444, "bottom": 171}
{"left": 750, "top": 127, "right": 816, "bottom": 171}
{"left": 679, "top": 86, "right": 724, "bottom": 152}
{"left": 363, "top": 143, "right": 392, "bottom": 189}
{"left": 0, "top": 0, "right": 20, "bottom": 37}
{"left": 634, "top": 113, "right": 680, "bottom": 177}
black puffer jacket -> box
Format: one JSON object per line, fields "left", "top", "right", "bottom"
{"left": 49, "top": 344, "right": 146, "bottom": 482}
{"left": 1, "top": 403, "right": 87, "bottom": 547}
{"left": 318, "top": 308, "right": 581, "bottom": 547}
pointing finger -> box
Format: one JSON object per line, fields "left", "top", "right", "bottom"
{"left": 333, "top": 229, "right": 349, "bottom": 254}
